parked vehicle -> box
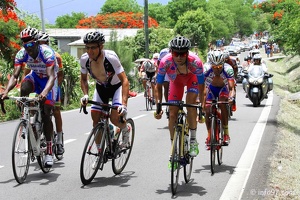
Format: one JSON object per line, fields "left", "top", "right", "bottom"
{"left": 224, "top": 45, "right": 239, "bottom": 56}
{"left": 242, "top": 66, "right": 273, "bottom": 107}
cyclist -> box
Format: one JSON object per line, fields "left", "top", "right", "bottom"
{"left": 154, "top": 36, "right": 205, "bottom": 161}
{"left": 157, "top": 48, "right": 171, "bottom": 118}
{"left": 204, "top": 50, "right": 235, "bottom": 149}
{"left": 139, "top": 59, "right": 157, "bottom": 104}
{"left": 37, "top": 31, "right": 65, "bottom": 155}
{"left": 79, "top": 31, "right": 130, "bottom": 150}
{"left": 222, "top": 50, "right": 237, "bottom": 111}
{"left": 0, "top": 27, "right": 58, "bottom": 167}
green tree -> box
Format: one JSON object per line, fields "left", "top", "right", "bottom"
{"left": 60, "top": 53, "right": 81, "bottom": 108}
{"left": 166, "top": 0, "right": 207, "bottom": 27}
{"left": 148, "top": 3, "right": 170, "bottom": 27}
{"left": 101, "top": 0, "right": 141, "bottom": 14}
{"left": 17, "top": 10, "right": 42, "bottom": 29}
{"left": 174, "top": 8, "right": 213, "bottom": 57}
{"left": 55, "top": 12, "right": 86, "bottom": 28}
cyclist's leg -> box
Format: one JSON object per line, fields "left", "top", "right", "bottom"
{"left": 168, "top": 79, "right": 183, "bottom": 142}
{"left": 185, "top": 74, "right": 199, "bottom": 156}
{"left": 219, "top": 87, "right": 230, "bottom": 145}
{"left": 53, "top": 86, "right": 64, "bottom": 154}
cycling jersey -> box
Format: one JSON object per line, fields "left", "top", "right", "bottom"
{"left": 15, "top": 45, "right": 58, "bottom": 78}
{"left": 157, "top": 53, "right": 204, "bottom": 102}
{"left": 204, "top": 63, "right": 234, "bottom": 102}
{"left": 156, "top": 53, "right": 204, "bottom": 84}
{"left": 80, "top": 50, "right": 125, "bottom": 111}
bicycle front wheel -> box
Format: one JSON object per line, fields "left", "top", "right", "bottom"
{"left": 217, "top": 119, "right": 223, "bottom": 165}
{"left": 80, "top": 124, "right": 105, "bottom": 185}
{"left": 12, "top": 121, "right": 30, "bottom": 184}
{"left": 37, "top": 131, "right": 51, "bottom": 173}
{"left": 210, "top": 116, "right": 217, "bottom": 175}
{"left": 112, "top": 118, "right": 135, "bottom": 174}
{"left": 171, "top": 131, "right": 180, "bottom": 195}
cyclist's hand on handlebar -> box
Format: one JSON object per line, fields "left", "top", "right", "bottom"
{"left": 38, "top": 93, "right": 46, "bottom": 103}
{"left": 80, "top": 95, "right": 89, "bottom": 106}
{"left": 118, "top": 105, "right": 127, "bottom": 118}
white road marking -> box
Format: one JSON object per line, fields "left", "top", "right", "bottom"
{"left": 64, "top": 139, "right": 76, "bottom": 144}
{"left": 0, "top": 165, "right": 4, "bottom": 169}
{"left": 220, "top": 91, "right": 274, "bottom": 200}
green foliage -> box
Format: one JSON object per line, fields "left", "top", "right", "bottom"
{"left": 55, "top": 12, "right": 86, "bottom": 28}
{"left": 101, "top": 0, "right": 142, "bottom": 14}
{"left": 167, "top": 0, "right": 207, "bottom": 27}
{"left": 124, "top": 28, "right": 173, "bottom": 60}
{"left": 60, "top": 53, "right": 81, "bottom": 107}
{"left": 174, "top": 8, "right": 212, "bottom": 56}
{"left": 148, "top": 3, "right": 170, "bottom": 27}
{"left": 17, "top": 11, "right": 42, "bottom": 29}
{"left": 0, "top": 88, "right": 22, "bottom": 122}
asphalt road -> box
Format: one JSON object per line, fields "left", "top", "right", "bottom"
{"left": 0, "top": 51, "right": 279, "bottom": 200}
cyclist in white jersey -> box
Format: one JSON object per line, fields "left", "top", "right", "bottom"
{"left": 0, "top": 27, "right": 58, "bottom": 167}
{"left": 80, "top": 31, "right": 130, "bottom": 149}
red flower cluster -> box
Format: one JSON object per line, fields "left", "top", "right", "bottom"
{"left": 77, "top": 11, "right": 159, "bottom": 28}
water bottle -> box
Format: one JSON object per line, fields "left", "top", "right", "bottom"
{"left": 109, "top": 124, "right": 114, "bottom": 140}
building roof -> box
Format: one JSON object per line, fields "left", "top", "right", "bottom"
{"left": 46, "top": 28, "right": 141, "bottom": 46}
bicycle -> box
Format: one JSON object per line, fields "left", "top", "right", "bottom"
{"left": 52, "top": 131, "right": 63, "bottom": 161}
{"left": 207, "top": 98, "right": 229, "bottom": 175}
{"left": 144, "top": 78, "right": 154, "bottom": 111}
{"left": 161, "top": 101, "right": 203, "bottom": 195}
{"left": 0, "top": 95, "right": 51, "bottom": 184}
{"left": 79, "top": 100, "right": 135, "bottom": 185}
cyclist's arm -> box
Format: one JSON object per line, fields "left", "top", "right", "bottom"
{"left": 80, "top": 72, "right": 89, "bottom": 96}
{"left": 41, "top": 65, "right": 56, "bottom": 98}
{"left": 228, "top": 79, "right": 235, "bottom": 99}
{"left": 117, "top": 71, "right": 129, "bottom": 106}
{"left": 2, "top": 65, "right": 22, "bottom": 97}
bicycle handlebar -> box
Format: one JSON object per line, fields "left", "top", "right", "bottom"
{"left": 161, "top": 101, "right": 203, "bottom": 119}
{"left": 0, "top": 95, "right": 40, "bottom": 114}
{"left": 80, "top": 100, "right": 125, "bottom": 123}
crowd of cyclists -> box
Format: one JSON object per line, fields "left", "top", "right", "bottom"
{"left": 0, "top": 27, "right": 272, "bottom": 179}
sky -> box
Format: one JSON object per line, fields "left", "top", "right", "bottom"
{"left": 14, "top": 0, "right": 170, "bottom": 24}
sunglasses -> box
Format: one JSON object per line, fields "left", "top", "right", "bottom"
{"left": 172, "top": 51, "right": 188, "bottom": 57}
{"left": 212, "top": 64, "right": 223, "bottom": 69}
{"left": 23, "top": 41, "right": 36, "bottom": 48}
{"left": 85, "top": 45, "right": 99, "bottom": 51}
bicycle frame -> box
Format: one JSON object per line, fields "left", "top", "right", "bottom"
{"left": 12, "top": 97, "right": 43, "bottom": 156}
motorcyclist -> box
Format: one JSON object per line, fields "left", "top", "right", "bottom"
{"left": 243, "top": 54, "right": 273, "bottom": 98}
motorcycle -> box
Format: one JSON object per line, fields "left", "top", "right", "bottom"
{"left": 236, "top": 65, "right": 243, "bottom": 83}
{"left": 242, "top": 65, "right": 273, "bottom": 107}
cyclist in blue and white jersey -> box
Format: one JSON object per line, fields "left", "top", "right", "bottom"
{"left": 1, "top": 27, "right": 58, "bottom": 167}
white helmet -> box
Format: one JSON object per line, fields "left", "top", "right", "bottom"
{"left": 208, "top": 50, "right": 225, "bottom": 65}
{"left": 152, "top": 53, "right": 159, "bottom": 59}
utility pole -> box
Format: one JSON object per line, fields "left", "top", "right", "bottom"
{"left": 40, "top": 0, "right": 45, "bottom": 32}
{"left": 144, "top": 0, "right": 149, "bottom": 58}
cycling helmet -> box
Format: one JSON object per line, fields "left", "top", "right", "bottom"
{"left": 169, "top": 36, "right": 191, "bottom": 51}
{"left": 152, "top": 53, "right": 159, "bottom": 59}
{"left": 37, "top": 31, "right": 50, "bottom": 43}
{"left": 222, "top": 50, "right": 230, "bottom": 58}
{"left": 20, "top": 27, "right": 39, "bottom": 40}
{"left": 208, "top": 50, "right": 225, "bottom": 65}
{"left": 83, "top": 31, "right": 105, "bottom": 44}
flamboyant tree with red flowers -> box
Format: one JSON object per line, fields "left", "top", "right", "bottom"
{"left": 0, "top": 0, "right": 26, "bottom": 65}
{"left": 76, "top": 11, "right": 159, "bottom": 28}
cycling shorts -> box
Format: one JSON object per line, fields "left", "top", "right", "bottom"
{"left": 205, "top": 84, "right": 229, "bottom": 103}
{"left": 91, "top": 82, "right": 122, "bottom": 113}
{"left": 23, "top": 72, "right": 57, "bottom": 106}
{"left": 168, "top": 73, "right": 198, "bottom": 103}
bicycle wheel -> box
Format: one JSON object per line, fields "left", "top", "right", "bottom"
{"left": 210, "top": 116, "right": 217, "bottom": 175}
{"left": 183, "top": 125, "right": 193, "bottom": 183}
{"left": 37, "top": 131, "right": 51, "bottom": 173}
{"left": 112, "top": 118, "right": 135, "bottom": 174}
{"left": 217, "top": 119, "right": 223, "bottom": 165}
{"left": 80, "top": 124, "right": 105, "bottom": 185}
{"left": 149, "top": 86, "right": 153, "bottom": 110}
{"left": 52, "top": 132, "right": 63, "bottom": 161}
{"left": 12, "top": 121, "right": 30, "bottom": 184}
{"left": 171, "top": 130, "right": 180, "bottom": 195}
